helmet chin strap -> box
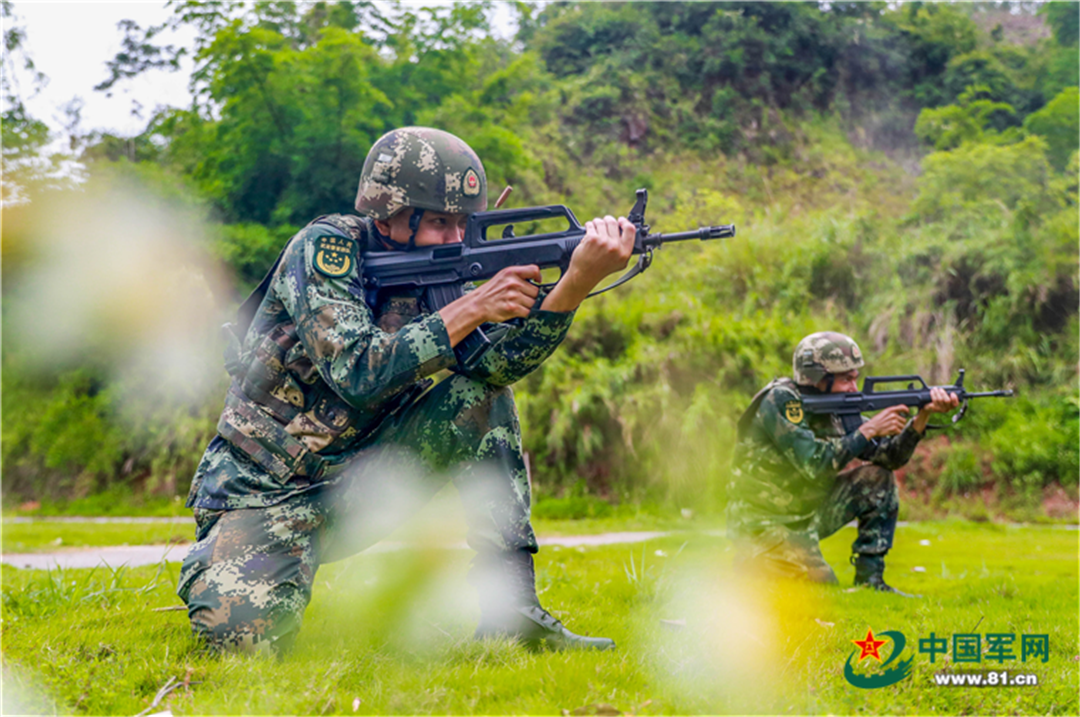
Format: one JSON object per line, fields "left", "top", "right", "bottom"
{"left": 405, "top": 208, "right": 424, "bottom": 250}
{"left": 377, "top": 208, "right": 425, "bottom": 252}
{"left": 823, "top": 373, "right": 836, "bottom": 393}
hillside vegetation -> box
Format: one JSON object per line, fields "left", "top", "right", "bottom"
{"left": 2, "top": 1, "right": 1077, "bottom": 518}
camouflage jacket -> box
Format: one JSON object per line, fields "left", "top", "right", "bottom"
{"left": 726, "top": 378, "right": 922, "bottom": 537}
{"left": 188, "top": 214, "right": 575, "bottom": 510}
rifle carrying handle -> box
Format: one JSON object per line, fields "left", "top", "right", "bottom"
{"left": 470, "top": 204, "right": 584, "bottom": 247}
{"left": 862, "top": 375, "right": 928, "bottom": 393}
{"left": 424, "top": 283, "right": 492, "bottom": 367}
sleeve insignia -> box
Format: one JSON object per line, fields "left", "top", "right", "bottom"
{"left": 784, "top": 400, "right": 804, "bottom": 423}
{"left": 313, "top": 235, "right": 357, "bottom": 278}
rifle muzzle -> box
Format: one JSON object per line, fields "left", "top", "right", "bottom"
{"left": 643, "top": 224, "right": 736, "bottom": 248}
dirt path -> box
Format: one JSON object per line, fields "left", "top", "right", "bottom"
{"left": 1, "top": 530, "right": 679, "bottom": 570}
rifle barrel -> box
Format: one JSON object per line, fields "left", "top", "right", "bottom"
{"left": 964, "top": 390, "right": 1014, "bottom": 398}
{"left": 643, "top": 224, "right": 736, "bottom": 248}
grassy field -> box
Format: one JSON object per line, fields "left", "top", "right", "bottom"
{"left": 1, "top": 490, "right": 719, "bottom": 554}
{"left": 1, "top": 520, "right": 194, "bottom": 553}
{"left": 0, "top": 516, "right": 707, "bottom": 553}
{"left": 2, "top": 518, "right": 1077, "bottom": 715}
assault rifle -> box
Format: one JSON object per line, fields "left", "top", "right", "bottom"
{"left": 360, "top": 189, "right": 735, "bottom": 365}
{"left": 800, "top": 369, "right": 1013, "bottom": 436}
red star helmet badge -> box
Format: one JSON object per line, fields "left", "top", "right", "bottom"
{"left": 463, "top": 167, "right": 480, "bottom": 196}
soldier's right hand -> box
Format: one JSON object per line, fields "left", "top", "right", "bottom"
{"left": 858, "top": 404, "right": 910, "bottom": 439}
{"left": 441, "top": 265, "right": 542, "bottom": 346}
{"left": 469, "top": 265, "right": 542, "bottom": 323}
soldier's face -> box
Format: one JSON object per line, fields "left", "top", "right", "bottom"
{"left": 376, "top": 210, "right": 468, "bottom": 248}
{"left": 826, "top": 370, "right": 860, "bottom": 393}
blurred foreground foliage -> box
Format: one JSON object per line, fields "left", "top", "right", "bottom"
{"left": 2, "top": 1, "right": 1076, "bottom": 516}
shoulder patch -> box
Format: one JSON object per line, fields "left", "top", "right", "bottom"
{"left": 313, "top": 234, "right": 357, "bottom": 278}
{"left": 784, "top": 400, "right": 804, "bottom": 424}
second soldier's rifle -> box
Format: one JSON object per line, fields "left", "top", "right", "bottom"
{"left": 800, "top": 369, "right": 1013, "bottom": 435}
{"left": 360, "top": 189, "right": 735, "bottom": 365}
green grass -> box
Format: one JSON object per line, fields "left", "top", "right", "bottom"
{"left": 3, "top": 486, "right": 712, "bottom": 534}
{"left": 3, "top": 486, "right": 192, "bottom": 519}
{"left": 1, "top": 492, "right": 705, "bottom": 554}
{"left": 2, "top": 519, "right": 1077, "bottom": 715}
{"left": 0, "top": 515, "right": 686, "bottom": 554}
{"left": 2, "top": 520, "right": 194, "bottom": 553}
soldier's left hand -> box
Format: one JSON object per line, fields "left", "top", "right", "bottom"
{"left": 921, "top": 387, "right": 960, "bottom": 414}
{"left": 540, "top": 215, "right": 635, "bottom": 312}
{"left": 567, "top": 215, "right": 636, "bottom": 289}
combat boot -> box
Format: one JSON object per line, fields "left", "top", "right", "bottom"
{"left": 852, "top": 554, "right": 920, "bottom": 598}
{"left": 471, "top": 549, "right": 616, "bottom": 651}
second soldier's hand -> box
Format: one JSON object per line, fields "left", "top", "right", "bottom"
{"left": 858, "top": 404, "right": 910, "bottom": 440}
{"left": 439, "top": 264, "right": 541, "bottom": 347}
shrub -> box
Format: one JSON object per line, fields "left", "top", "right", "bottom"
{"left": 986, "top": 393, "right": 1080, "bottom": 489}
{"left": 1023, "top": 86, "right": 1080, "bottom": 172}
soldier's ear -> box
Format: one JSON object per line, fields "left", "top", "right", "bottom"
{"left": 373, "top": 218, "right": 392, "bottom": 235}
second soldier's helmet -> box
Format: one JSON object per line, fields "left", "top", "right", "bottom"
{"left": 792, "top": 331, "right": 865, "bottom": 386}
{"left": 355, "top": 127, "right": 488, "bottom": 220}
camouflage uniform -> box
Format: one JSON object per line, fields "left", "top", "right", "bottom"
{"left": 178, "top": 212, "right": 574, "bottom": 654}
{"left": 727, "top": 333, "right": 922, "bottom": 583}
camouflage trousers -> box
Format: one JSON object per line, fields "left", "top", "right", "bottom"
{"left": 733, "top": 464, "right": 899, "bottom": 584}
{"left": 176, "top": 373, "right": 536, "bottom": 655}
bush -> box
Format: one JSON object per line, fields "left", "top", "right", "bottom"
{"left": 1, "top": 369, "right": 121, "bottom": 498}
{"left": 532, "top": 492, "right": 614, "bottom": 520}
{"left": 1024, "top": 86, "right": 1080, "bottom": 171}
{"left": 937, "top": 444, "right": 987, "bottom": 494}
{"left": 911, "top": 135, "right": 1054, "bottom": 222}
{"left": 986, "top": 393, "right": 1080, "bottom": 490}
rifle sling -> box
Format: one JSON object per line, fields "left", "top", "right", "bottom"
{"left": 585, "top": 251, "right": 653, "bottom": 298}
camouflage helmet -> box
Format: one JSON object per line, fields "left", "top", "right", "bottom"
{"left": 355, "top": 127, "right": 488, "bottom": 220}
{"left": 792, "top": 331, "right": 865, "bottom": 386}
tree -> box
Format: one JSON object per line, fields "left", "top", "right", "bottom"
{"left": 0, "top": 1, "right": 77, "bottom": 204}
{"left": 914, "top": 85, "right": 1019, "bottom": 151}
{"left": 1040, "top": 1, "right": 1079, "bottom": 47}
{"left": 1024, "top": 86, "right": 1080, "bottom": 172}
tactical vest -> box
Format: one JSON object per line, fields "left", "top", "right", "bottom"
{"left": 216, "top": 214, "right": 429, "bottom": 484}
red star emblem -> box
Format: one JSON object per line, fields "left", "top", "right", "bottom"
{"left": 467, "top": 174, "right": 477, "bottom": 188}
{"left": 852, "top": 627, "right": 888, "bottom": 662}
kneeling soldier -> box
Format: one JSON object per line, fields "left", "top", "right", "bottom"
{"left": 727, "top": 332, "right": 958, "bottom": 595}
{"left": 178, "top": 127, "right": 634, "bottom": 654}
